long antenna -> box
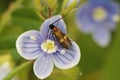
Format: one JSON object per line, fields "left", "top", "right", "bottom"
{"left": 51, "top": 17, "right": 63, "bottom": 24}
{"left": 51, "top": 8, "right": 78, "bottom": 24}
{"left": 51, "top": 0, "right": 85, "bottom": 24}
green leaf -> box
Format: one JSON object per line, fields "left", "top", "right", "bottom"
{"left": 45, "top": 66, "right": 80, "bottom": 80}
{"left": 0, "top": 35, "right": 18, "bottom": 50}
{"left": 77, "top": 33, "right": 106, "bottom": 75}
{"left": 12, "top": 7, "right": 43, "bottom": 31}
{"left": 9, "top": 49, "right": 23, "bottom": 64}
{"left": 101, "top": 23, "right": 120, "bottom": 80}
{"left": 0, "top": 0, "right": 24, "bottom": 33}
{"left": 0, "top": 26, "right": 23, "bottom": 37}
{"left": 0, "top": 0, "right": 14, "bottom": 14}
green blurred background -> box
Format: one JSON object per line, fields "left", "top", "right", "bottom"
{"left": 0, "top": 0, "right": 120, "bottom": 80}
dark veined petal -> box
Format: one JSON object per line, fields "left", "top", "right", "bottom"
{"left": 40, "top": 15, "right": 67, "bottom": 36}
{"left": 16, "top": 30, "right": 44, "bottom": 60}
{"left": 53, "top": 41, "right": 81, "bottom": 69}
{"left": 33, "top": 54, "right": 54, "bottom": 79}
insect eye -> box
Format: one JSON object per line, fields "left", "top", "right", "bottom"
{"left": 49, "top": 24, "right": 55, "bottom": 29}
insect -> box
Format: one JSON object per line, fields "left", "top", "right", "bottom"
{"left": 49, "top": 21, "right": 72, "bottom": 49}
{"left": 47, "top": 8, "right": 79, "bottom": 49}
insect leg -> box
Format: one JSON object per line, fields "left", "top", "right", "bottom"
{"left": 52, "top": 34, "right": 56, "bottom": 41}
{"left": 56, "top": 21, "right": 59, "bottom": 26}
{"left": 46, "top": 28, "right": 51, "bottom": 39}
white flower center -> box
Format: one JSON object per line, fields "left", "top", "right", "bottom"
{"left": 41, "top": 39, "right": 57, "bottom": 53}
{"left": 92, "top": 7, "right": 107, "bottom": 22}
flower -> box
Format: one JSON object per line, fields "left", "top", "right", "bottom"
{"left": 76, "top": 0, "right": 120, "bottom": 47}
{"left": 0, "top": 62, "right": 18, "bottom": 80}
{"left": 0, "top": 54, "right": 18, "bottom": 80}
{"left": 16, "top": 15, "right": 81, "bottom": 79}
{"left": 0, "top": 62, "right": 11, "bottom": 80}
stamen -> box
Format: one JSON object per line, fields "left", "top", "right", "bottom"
{"left": 41, "top": 39, "right": 57, "bottom": 54}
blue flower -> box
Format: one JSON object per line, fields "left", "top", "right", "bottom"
{"left": 0, "top": 62, "right": 18, "bottom": 80}
{"left": 16, "top": 15, "right": 81, "bottom": 79}
{"left": 76, "top": 0, "right": 120, "bottom": 47}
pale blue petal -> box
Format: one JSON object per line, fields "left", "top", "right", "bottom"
{"left": 76, "top": 0, "right": 119, "bottom": 34}
{"left": 40, "top": 15, "right": 67, "bottom": 37}
{"left": 103, "top": 19, "right": 116, "bottom": 31}
{"left": 16, "top": 30, "right": 44, "bottom": 60}
{"left": 53, "top": 41, "right": 80, "bottom": 69}
{"left": 33, "top": 54, "right": 54, "bottom": 79}
{"left": 76, "top": 3, "right": 94, "bottom": 33}
{"left": 88, "top": 0, "right": 112, "bottom": 6}
{"left": 92, "top": 27, "right": 111, "bottom": 47}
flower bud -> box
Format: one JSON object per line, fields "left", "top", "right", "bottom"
{"left": 61, "top": 0, "right": 80, "bottom": 16}
{"left": 34, "top": 0, "right": 43, "bottom": 11}
{"left": 47, "top": 0, "right": 57, "bottom": 11}
{"left": 34, "top": 0, "right": 56, "bottom": 11}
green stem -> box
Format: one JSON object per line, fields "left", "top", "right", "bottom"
{"left": 34, "top": 9, "right": 47, "bottom": 20}
{"left": 48, "top": 7, "right": 52, "bottom": 18}
{"left": 3, "top": 61, "right": 33, "bottom": 80}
